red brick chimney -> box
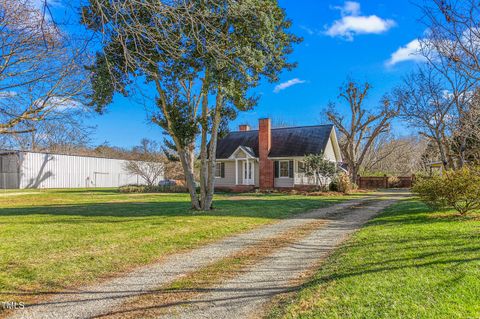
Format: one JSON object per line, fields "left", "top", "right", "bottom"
{"left": 259, "top": 118, "right": 274, "bottom": 189}
{"left": 239, "top": 124, "right": 250, "bottom": 132}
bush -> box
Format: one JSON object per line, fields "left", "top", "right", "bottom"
{"left": 329, "top": 179, "right": 339, "bottom": 192}
{"left": 388, "top": 176, "right": 401, "bottom": 188}
{"left": 412, "top": 166, "right": 480, "bottom": 215}
{"left": 303, "top": 154, "right": 337, "bottom": 191}
{"left": 336, "top": 172, "right": 353, "bottom": 194}
{"left": 119, "top": 184, "right": 188, "bottom": 193}
{"left": 411, "top": 175, "right": 447, "bottom": 210}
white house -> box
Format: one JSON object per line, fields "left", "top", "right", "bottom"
{"left": 214, "top": 118, "right": 343, "bottom": 191}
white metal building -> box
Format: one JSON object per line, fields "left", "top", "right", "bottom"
{"left": 0, "top": 150, "right": 158, "bottom": 189}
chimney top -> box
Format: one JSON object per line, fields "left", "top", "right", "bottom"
{"left": 239, "top": 124, "right": 251, "bottom": 132}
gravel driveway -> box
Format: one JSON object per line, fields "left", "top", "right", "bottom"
{"left": 164, "top": 194, "right": 404, "bottom": 318}
{"left": 9, "top": 190, "right": 407, "bottom": 319}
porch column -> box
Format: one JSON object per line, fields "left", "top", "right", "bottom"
{"left": 252, "top": 160, "right": 255, "bottom": 185}
{"left": 235, "top": 159, "right": 238, "bottom": 185}
{"left": 246, "top": 158, "right": 249, "bottom": 185}
{"left": 293, "top": 159, "right": 296, "bottom": 184}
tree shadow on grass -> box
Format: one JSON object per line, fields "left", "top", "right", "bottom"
{"left": 303, "top": 255, "right": 480, "bottom": 291}
{"left": 48, "top": 188, "right": 123, "bottom": 194}
{"left": 364, "top": 199, "right": 480, "bottom": 226}
{"left": 297, "top": 199, "right": 480, "bottom": 293}
{"left": 0, "top": 197, "right": 350, "bottom": 220}
{"left": 0, "top": 190, "right": 411, "bottom": 222}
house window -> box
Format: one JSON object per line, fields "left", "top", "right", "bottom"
{"left": 279, "top": 161, "right": 289, "bottom": 178}
{"left": 297, "top": 161, "right": 306, "bottom": 173}
{"left": 275, "top": 160, "right": 293, "bottom": 178}
{"left": 215, "top": 162, "right": 225, "bottom": 178}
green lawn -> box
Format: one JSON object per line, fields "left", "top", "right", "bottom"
{"left": 269, "top": 199, "right": 480, "bottom": 319}
{"left": 0, "top": 188, "right": 358, "bottom": 303}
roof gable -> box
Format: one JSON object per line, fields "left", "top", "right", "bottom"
{"left": 216, "top": 125, "right": 335, "bottom": 159}
{"left": 229, "top": 146, "right": 256, "bottom": 159}
{"left": 215, "top": 130, "right": 259, "bottom": 159}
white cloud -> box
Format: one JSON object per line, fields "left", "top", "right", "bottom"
{"left": 300, "top": 25, "right": 316, "bottom": 35}
{"left": 273, "top": 78, "right": 306, "bottom": 93}
{"left": 333, "top": 1, "right": 361, "bottom": 16}
{"left": 47, "top": 97, "right": 84, "bottom": 112}
{"left": 325, "top": 1, "right": 395, "bottom": 41}
{"left": 442, "top": 89, "right": 474, "bottom": 101}
{"left": 386, "top": 39, "right": 427, "bottom": 66}
{"left": 0, "top": 91, "right": 18, "bottom": 99}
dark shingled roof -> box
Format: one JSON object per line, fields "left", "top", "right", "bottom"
{"left": 216, "top": 124, "right": 334, "bottom": 159}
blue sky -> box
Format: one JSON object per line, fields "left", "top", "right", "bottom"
{"left": 84, "top": 0, "right": 426, "bottom": 148}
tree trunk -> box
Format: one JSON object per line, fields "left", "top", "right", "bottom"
{"left": 154, "top": 77, "right": 200, "bottom": 210}
{"left": 458, "top": 136, "right": 467, "bottom": 168}
{"left": 436, "top": 137, "right": 453, "bottom": 170}
{"left": 199, "top": 88, "right": 209, "bottom": 210}
{"left": 350, "top": 164, "right": 359, "bottom": 185}
{"left": 178, "top": 149, "right": 200, "bottom": 210}
{"left": 203, "top": 92, "right": 223, "bottom": 211}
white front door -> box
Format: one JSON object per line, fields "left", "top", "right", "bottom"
{"left": 242, "top": 161, "right": 254, "bottom": 185}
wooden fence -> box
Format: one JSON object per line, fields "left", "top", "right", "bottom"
{"left": 357, "top": 175, "right": 415, "bottom": 189}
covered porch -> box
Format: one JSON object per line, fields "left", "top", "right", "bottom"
{"left": 229, "top": 146, "right": 259, "bottom": 186}
{"left": 275, "top": 159, "right": 342, "bottom": 187}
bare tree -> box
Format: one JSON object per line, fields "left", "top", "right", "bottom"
{"left": 420, "top": 0, "right": 480, "bottom": 81}
{"left": 450, "top": 88, "right": 480, "bottom": 166}
{"left": 271, "top": 117, "right": 298, "bottom": 129}
{"left": 455, "top": 88, "right": 480, "bottom": 163}
{"left": 418, "top": 30, "right": 477, "bottom": 167}
{"left": 394, "top": 66, "right": 457, "bottom": 169}
{"left": 0, "top": 0, "right": 90, "bottom": 135}
{"left": 124, "top": 139, "right": 165, "bottom": 186}
{"left": 131, "top": 139, "right": 162, "bottom": 158}
{"left": 7, "top": 108, "right": 94, "bottom": 152}
{"left": 327, "top": 80, "right": 399, "bottom": 184}
{"left": 361, "top": 134, "right": 427, "bottom": 176}
{"left": 124, "top": 161, "right": 164, "bottom": 186}
{"left": 417, "top": 0, "right": 480, "bottom": 167}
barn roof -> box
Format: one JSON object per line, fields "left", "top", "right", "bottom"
{"left": 0, "top": 149, "right": 135, "bottom": 161}
{"left": 216, "top": 124, "right": 334, "bottom": 159}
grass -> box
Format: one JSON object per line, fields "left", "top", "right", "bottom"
{"left": 0, "top": 188, "right": 360, "bottom": 305}
{"left": 268, "top": 198, "right": 480, "bottom": 319}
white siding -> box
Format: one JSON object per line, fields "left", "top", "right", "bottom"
{"left": 274, "top": 177, "right": 294, "bottom": 188}
{"left": 8, "top": 151, "right": 156, "bottom": 189}
{"left": 323, "top": 137, "right": 337, "bottom": 161}
{"left": 214, "top": 161, "right": 236, "bottom": 187}
{"left": 214, "top": 160, "right": 259, "bottom": 187}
